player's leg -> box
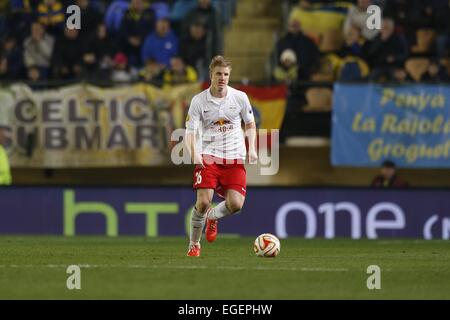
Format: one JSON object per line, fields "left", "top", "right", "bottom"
{"left": 187, "top": 188, "right": 214, "bottom": 256}
{"left": 205, "top": 164, "right": 246, "bottom": 242}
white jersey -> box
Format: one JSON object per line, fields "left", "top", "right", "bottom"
{"left": 185, "top": 86, "right": 255, "bottom": 160}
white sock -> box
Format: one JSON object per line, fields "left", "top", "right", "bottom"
{"left": 207, "top": 201, "right": 232, "bottom": 220}
{"left": 190, "top": 207, "right": 206, "bottom": 244}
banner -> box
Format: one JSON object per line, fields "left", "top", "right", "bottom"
{"left": 331, "top": 83, "right": 450, "bottom": 167}
{"left": 1, "top": 186, "right": 449, "bottom": 239}
{"left": 0, "top": 83, "right": 201, "bottom": 168}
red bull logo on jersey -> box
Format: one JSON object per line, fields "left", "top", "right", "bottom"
{"left": 213, "top": 118, "right": 231, "bottom": 126}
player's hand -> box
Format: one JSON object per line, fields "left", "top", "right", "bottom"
{"left": 248, "top": 149, "right": 258, "bottom": 164}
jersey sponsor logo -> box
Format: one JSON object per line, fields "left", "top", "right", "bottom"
{"left": 213, "top": 118, "right": 231, "bottom": 126}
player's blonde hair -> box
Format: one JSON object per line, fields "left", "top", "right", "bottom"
{"left": 209, "top": 55, "right": 232, "bottom": 73}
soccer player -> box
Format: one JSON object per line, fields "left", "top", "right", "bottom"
{"left": 185, "top": 56, "right": 257, "bottom": 257}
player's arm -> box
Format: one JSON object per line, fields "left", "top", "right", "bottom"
{"left": 185, "top": 131, "right": 204, "bottom": 167}
{"left": 241, "top": 93, "right": 258, "bottom": 164}
{"left": 185, "top": 97, "right": 204, "bottom": 167}
{"left": 245, "top": 121, "right": 258, "bottom": 164}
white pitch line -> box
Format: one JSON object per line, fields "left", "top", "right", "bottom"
{"left": 0, "top": 264, "right": 349, "bottom": 272}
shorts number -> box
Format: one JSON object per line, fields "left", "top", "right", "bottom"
{"left": 195, "top": 171, "right": 202, "bottom": 185}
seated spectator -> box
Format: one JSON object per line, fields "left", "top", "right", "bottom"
{"left": 0, "top": 35, "right": 24, "bottom": 79}
{"left": 272, "top": 49, "right": 298, "bottom": 84}
{"left": 8, "top": 0, "right": 34, "bottom": 44}
{"left": 104, "top": 0, "right": 130, "bottom": 34}
{"left": 182, "top": 0, "right": 222, "bottom": 57}
{"left": 23, "top": 22, "right": 54, "bottom": 80}
{"left": 420, "top": 59, "right": 450, "bottom": 82}
{"left": 383, "top": 0, "right": 423, "bottom": 39}
{"left": 364, "top": 18, "right": 408, "bottom": 81}
{"left": 111, "top": 52, "right": 137, "bottom": 83}
{"left": 138, "top": 58, "right": 165, "bottom": 85}
{"left": 119, "top": 0, "right": 156, "bottom": 67}
{"left": 338, "top": 57, "right": 369, "bottom": 81}
{"left": 343, "top": 0, "right": 380, "bottom": 41}
{"left": 37, "top": 0, "right": 65, "bottom": 36}
{"left": 81, "top": 23, "right": 117, "bottom": 80}
{"left": 52, "top": 27, "right": 84, "bottom": 79}
{"left": 390, "top": 67, "right": 414, "bottom": 82}
{"left": 170, "top": 0, "right": 197, "bottom": 33}
{"left": 371, "top": 160, "right": 410, "bottom": 188}
{"left": 180, "top": 21, "right": 208, "bottom": 81}
{"left": 163, "top": 56, "right": 197, "bottom": 85}
{"left": 26, "top": 65, "right": 42, "bottom": 82}
{"left": 275, "top": 19, "right": 320, "bottom": 80}
{"left": 141, "top": 18, "right": 179, "bottom": 68}
{"left": 341, "top": 25, "right": 365, "bottom": 58}
{"left": 75, "top": 0, "right": 103, "bottom": 41}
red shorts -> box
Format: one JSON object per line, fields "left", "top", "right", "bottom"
{"left": 193, "top": 155, "right": 247, "bottom": 198}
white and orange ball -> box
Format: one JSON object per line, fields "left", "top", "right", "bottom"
{"left": 254, "top": 233, "right": 281, "bottom": 257}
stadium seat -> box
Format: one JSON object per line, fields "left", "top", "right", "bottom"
{"left": 405, "top": 57, "right": 430, "bottom": 82}
{"left": 411, "top": 28, "right": 436, "bottom": 54}
{"left": 303, "top": 87, "right": 333, "bottom": 112}
{"left": 319, "top": 29, "right": 343, "bottom": 53}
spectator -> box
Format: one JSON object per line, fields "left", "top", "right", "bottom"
{"left": 390, "top": 67, "right": 414, "bottom": 82}
{"left": 52, "top": 27, "right": 84, "bottom": 79}
{"left": 341, "top": 26, "right": 365, "bottom": 58}
{"left": 275, "top": 19, "right": 320, "bottom": 80}
{"left": 81, "top": 23, "right": 117, "bottom": 80}
{"left": 75, "top": 0, "right": 103, "bottom": 41}
{"left": 180, "top": 21, "right": 208, "bottom": 81}
{"left": 343, "top": 0, "right": 380, "bottom": 41}
{"left": 8, "top": 0, "right": 34, "bottom": 44}
{"left": 170, "top": 0, "right": 197, "bottom": 34}
{"left": 104, "top": 0, "right": 130, "bottom": 35}
{"left": 182, "top": 0, "right": 222, "bottom": 57}
{"left": 163, "top": 56, "right": 197, "bottom": 85}
{"left": 138, "top": 58, "right": 165, "bottom": 85}
{"left": 420, "top": 59, "right": 450, "bottom": 83}
{"left": 119, "top": 0, "right": 156, "bottom": 67}
{"left": 23, "top": 22, "right": 54, "bottom": 79}
{"left": 364, "top": 18, "right": 408, "bottom": 81}
{"left": 141, "top": 18, "right": 179, "bottom": 68}
{"left": 370, "top": 160, "right": 410, "bottom": 188}
{"left": 0, "top": 127, "right": 12, "bottom": 185}
{"left": 0, "top": 35, "right": 24, "bottom": 79}
{"left": 272, "top": 49, "right": 298, "bottom": 84}
{"left": 111, "top": 51, "right": 137, "bottom": 82}
{"left": 37, "top": 0, "right": 65, "bottom": 36}
{"left": 383, "top": 0, "right": 423, "bottom": 38}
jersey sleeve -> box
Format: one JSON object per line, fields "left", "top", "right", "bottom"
{"left": 185, "top": 96, "right": 202, "bottom": 133}
{"left": 240, "top": 92, "right": 255, "bottom": 124}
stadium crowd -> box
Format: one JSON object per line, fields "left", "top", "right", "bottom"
{"left": 274, "top": 0, "right": 450, "bottom": 84}
{"left": 0, "top": 0, "right": 231, "bottom": 85}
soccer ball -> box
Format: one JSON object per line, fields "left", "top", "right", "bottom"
{"left": 254, "top": 233, "right": 281, "bottom": 257}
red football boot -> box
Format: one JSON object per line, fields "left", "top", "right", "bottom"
{"left": 186, "top": 243, "right": 201, "bottom": 257}
{"left": 205, "top": 219, "right": 218, "bottom": 243}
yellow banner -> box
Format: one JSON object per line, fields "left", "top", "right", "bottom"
{"left": 0, "top": 83, "right": 201, "bottom": 168}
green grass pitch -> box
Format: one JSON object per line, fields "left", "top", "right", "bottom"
{"left": 0, "top": 236, "right": 449, "bottom": 299}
